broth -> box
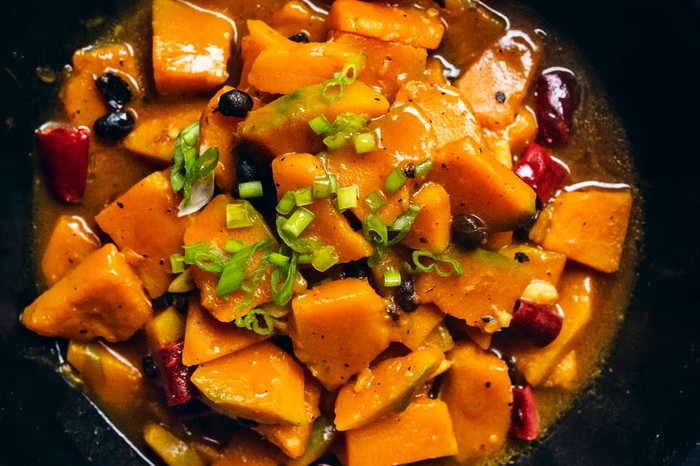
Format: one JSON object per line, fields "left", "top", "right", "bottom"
{"left": 29, "top": 0, "right": 641, "bottom": 464}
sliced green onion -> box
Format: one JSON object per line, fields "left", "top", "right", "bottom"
{"left": 365, "top": 190, "right": 386, "bottom": 212}
{"left": 216, "top": 239, "right": 273, "bottom": 297}
{"left": 321, "top": 79, "right": 345, "bottom": 103}
{"left": 339, "top": 57, "right": 361, "bottom": 85}
{"left": 233, "top": 308, "right": 275, "bottom": 336}
{"left": 269, "top": 252, "right": 290, "bottom": 267}
{"left": 170, "top": 254, "right": 185, "bottom": 274}
{"left": 336, "top": 185, "right": 358, "bottom": 211}
{"left": 276, "top": 192, "right": 296, "bottom": 215}
{"left": 225, "top": 239, "right": 245, "bottom": 254}
{"left": 334, "top": 112, "right": 368, "bottom": 133}
{"left": 362, "top": 213, "right": 388, "bottom": 248}
{"left": 313, "top": 174, "right": 337, "bottom": 199}
{"left": 294, "top": 187, "right": 314, "bottom": 206}
{"left": 283, "top": 207, "right": 315, "bottom": 237}
{"left": 238, "top": 180, "right": 263, "bottom": 199}
{"left": 182, "top": 242, "right": 227, "bottom": 273}
{"left": 412, "top": 250, "right": 464, "bottom": 277}
{"left": 383, "top": 269, "right": 402, "bottom": 287}
{"left": 387, "top": 203, "right": 423, "bottom": 246}
{"left": 270, "top": 253, "right": 298, "bottom": 306}
{"left": 353, "top": 132, "right": 376, "bottom": 154}
{"left": 385, "top": 168, "right": 407, "bottom": 195}
{"left": 415, "top": 158, "right": 434, "bottom": 176}
{"left": 311, "top": 245, "right": 339, "bottom": 272}
{"left": 297, "top": 254, "right": 312, "bottom": 264}
{"left": 321, "top": 57, "right": 363, "bottom": 102}
{"left": 309, "top": 114, "right": 332, "bottom": 135}
{"left": 226, "top": 202, "right": 254, "bottom": 229}
{"left": 323, "top": 132, "right": 347, "bottom": 150}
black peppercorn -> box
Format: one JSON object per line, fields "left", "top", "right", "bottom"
{"left": 451, "top": 213, "right": 488, "bottom": 249}
{"left": 288, "top": 32, "right": 310, "bottom": 43}
{"left": 218, "top": 89, "right": 254, "bottom": 118}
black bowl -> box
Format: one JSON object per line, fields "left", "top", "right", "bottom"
{"left": 1, "top": 0, "right": 699, "bottom": 465}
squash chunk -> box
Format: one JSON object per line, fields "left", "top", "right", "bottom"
{"left": 63, "top": 44, "right": 140, "bottom": 127}
{"left": 183, "top": 195, "right": 277, "bottom": 322}
{"left": 415, "top": 247, "right": 534, "bottom": 332}
{"left": 239, "top": 81, "right": 389, "bottom": 159}
{"left": 122, "top": 100, "right": 205, "bottom": 163}
{"left": 22, "top": 244, "right": 151, "bottom": 342}
{"left": 483, "top": 104, "right": 538, "bottom": 156}
{"left": 511, "top": 269, "right": 594, "bottom": 386}
{"left": 329, "top": 0, "right": 445, "bottom": 50}
{"left": 289, "top": 278, "right": 392, "bottom": 389}
{"left": 442, "top": 342, "right": 513, "bottom": 461}
{"left": 429, "top": 136, "right": 537, "bottom": 231}
{"left": 254, "top": 376, "right": 322, "bottom": 458}
{"left": 199, "top": 86, "right": 243, "bottom": 192}
{"left": 152, "top": 0, "right": 233, "bottom": 94}
{"left": 212, "top": 430, "right": 287, "bottom": 466}
{"left": 271, "top": 1, "right": 329, "bottom": 43}
{"left": 392, "top": 303, "right": 445, "bottom": 350}
{"left": 345, "top": 397, "right": 457, "bottom": 466}
{"left": 240, "top": 20, "right": 296, "bottom": 90}
{"left": 67, "top": 340, "right": 144, "bottom": 407}
{"left": 334, "top": 347, "right": 444, "bottom": 431}
{"left": 95, "top": 170, "right": 191, "bottom": 298}
{"left": 394, "top": 81, "right": 486, "bottom": 149}
{"left": 499, "top": 243, "right": 567, "bottom": 286}
{"left": 41, "top": 215, "right": 100, "bottom": 286}
{"left": 457, "top": 30, "right": 541, "bottom": 130}
{"left": 272, "top": 153, "right": 372, "bottom": 263}
{"left": 191, "top": 341, "right": 306, "bottom": 425}
{"left": 401, "top": 182, "right": 451, "bottom": 254}
{"left": 330, "top": 32, "right": 427, "bottom": 102}
{"left": 182, "top": 300, "right": 269, "bottom": 367}
{"left": 531, "top": 189, "right": 633, "bottom": 273}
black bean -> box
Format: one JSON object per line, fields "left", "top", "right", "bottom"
{"left": 95, "top": 72, "right": 132, "bottom": 109}
{"left": 394, "top": 277, "right": 418, "bottom": 312}
{"left": 312, "top": 456, "right": 342, "bottom": 466}
{"left": 236, "top": 154, "right": 261, "bottom": 183}
{"left": 451, "top": 213, "right": 488, "bottom": 249}
{"left": 93, "top": 110, "right": 135, "bottom": 140}
{"left": 288, "top": 32, "right": 310, "bottom": 43}
{"left": 342, "top": 259, "right": 371, "bottom": 279}
{"left": 218, "top": 89, "right": 254, "bottom": 118}
{"left": 141, "top": 354, "right": 159, "bottom": 378}
{"left": 151, "top": 292, "right": 189, "bottom": 313}
{"left": 403, "top": 163, "right": 416, "bottom": 179}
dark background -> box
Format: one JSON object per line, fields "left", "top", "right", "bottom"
{"left": 1, "top": 0, "right": 699, "bottom": 464}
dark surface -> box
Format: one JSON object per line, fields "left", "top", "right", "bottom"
{"left": 1, "top": 0, "right": 699, "bottom": 465}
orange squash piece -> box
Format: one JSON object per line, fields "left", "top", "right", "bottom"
{"left": 334, "top": 347, "right": 445, "bottom": 431}
{"left": 67, "top": 340, "right": 144, "bottom": 407}
{"left": 330, "top": 32, "right": 427, "bottom": 102}
{"left": 95, "top": 170, "right": 192, "bottom": 298}
{"left": 328, "top": 0, "right": 445, "bottom": 50}
{"left": 62, "top": 44, "right": 140, "bottom": 127}
{"left": 499, "top": 243, "right": 567, "bottom": 286}
{"left": 392, "top": 303, "right": 445, "bottom": 350}
{"left": 271, "top": 1, "right": 329, "bottom": 43}
{"left": 344, "top": 397, "right": 457, "bottom": 466}
{"left": 183, "top": 195, "right": 277, "bottom": 322}
{"left": 401, "top": 182, "right": 451, "bottom": 254}
{"left": 484, "top": 231, "right": 514, "bottom": 251}
{"left": 212, "top": 430, "right": 287, "bottom": 466}
{"left": 240, "top": 20, "right": 296, "bottom": 90}
{"left": 442, "top": 342, "right": 513, "bottom": 461}
{"left": 512, "top": 269, "right": 594, "bottom": 386}
{"left": 182, "top": 300, "right": 269, "bottom": 367}
{"left": 483, "top": 104, "right": 538, "bottom": 156}
{"left": 457, "top": 30, "right": 541, "bottom": 130}
{"left": 415, "top": 247, "right": 534, "bottom": 332}
{"left": 531, "top": 189, "right": 633, "bottom": 273}
{"left": 289, "top": 278, "right": 392, "bottom": 389}
{"left": 122, "top": 100, "right": 205, "bottom": 163}
{"left": 152, "top": 0, "right": 233, "bottom": 95}
{"left": 191, "top": 341, "right": 306, "bottom": 425}
{"left": 254, "top": 376, "right": 322, "bottom": 458}
{"left": 428, "top": 135, "right": 537, "bottom": 232}
{"left": 41, "top": 215, "right": 100, "bottom": 287}
{"left": 271, "top": 153, "right": 372, "bottom": 263}
{"left": 22, "top": 244, "right": 151, "bottom": 342}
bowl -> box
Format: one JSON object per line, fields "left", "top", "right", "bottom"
{"left": 1, "top": 0, "right": 699, "bottom": 464}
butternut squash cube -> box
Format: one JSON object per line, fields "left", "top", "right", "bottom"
{"left": 334, "top": 347, "right": 444, "bottom": 431}
{"left": 271, "top": 1, "right": 329, "bottom": 43}
{"left": 442, "top": 342, "right": 513, "bottom": 461}
{"left": 95, "top": 170, "right": 192, "bottom": 298}
{"left": 401, "top": 182, "right": 451, "bottom": 254}
{"left": 344, "top": 397, "right": 457, "bottom": 466}
{"left": 415, "top": 247, "right": 534, "bottom": 332}
{"left": 152, "top": 0, "right": 233, "bottom": 94}
{"left": 428, "top": 135, "right": 537, "bottom": 232}
{"left": 530, "top": 189, "right": 633, "bottom": 273}
{"left": 240, "top": 20, "right": 296, "bottom": 90}
{"left": 192, "top": 341, "right": 306, "bottom": 425}
{"left": 212, "top": 430, "right": 287, "bottom": 466}
{"left": 391, "top": 303, "right": 445, "bottom": 350}
{"left": 289, "top": 278, "right": 392, "bottom": 389}
{"left": 41, "top": 215, "right": 100, "bottom": 287}
{"left": 22, "top": 244, "right": 151, "bottom": 342}
{"left": 499, "top": 243, "right": 567, "bottom": 286}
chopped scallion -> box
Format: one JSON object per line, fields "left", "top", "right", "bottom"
{"left": 170, "top": 254, "right": 185, "bottom": 274}
{"left": 226, "top": 202, "right": 254, "bottom": 229}
{"left": 309, "top": 114, "right": 332, "bottom": 135}
{"left": 233, "top": 308, "right": 275, "bottom": 336}
{"left": 294, "top": 187, "right": 314, "bottom": 206}
{"left": 412, "top": 250, "right": 464, "bottom": 277}
{"left": 270, "top": 253, "right": 297, "bottom": 306}
{"left": 383, "top": 269, "right": 402, "bottom": 287}
{"left": 282, "top": 207, "right": 315, "bottom": 237}
{"left": 387, "top": 203, "right": 423, "bottom": 246}
{"left": 311, "top": 245, "right": 339, "bottom": 272}
{"left": 182, "top": 242, "right": 227, "bottom": 273}
{"left": 238, "top": 180, "right": 263, "bottom": 199}
{"left": 336, "top": 185, "right": 358, "bottom": 211}
{"left": 276, "top": 192, "right": 296, "bottom": 215}
{"left": 353, "top": 132, "right": 376, "bottom": 154}
{"left": 385, "top": 168, "right": 407, "bottom": 195}
{"left": 297, "top": 254, "right": 312, "bottom": 264}
{"left": 225, "top": 239, "right": 245, "bottom": 254}
{"left": 362, "top": 213, "right": 388, "bottom": 248}
{"left": 323, "top": 132, "right": 347, "bottom": 150}
{"left": 269, "top": 252, "right": 290, "bottom": 267}
{"left": 313, "top": 174, "right": 337, "bottom": 199}
{"left": 365, "top": 190, "right": 386, "bottom": 211}
{"left": 415, "top": 158, "right": 434, "bottom": 176}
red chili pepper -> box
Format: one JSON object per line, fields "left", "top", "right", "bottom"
{"left": 510, "top": 384, "right": 539, "bottom": 441}
{"left": 159, "top": 340, "right": 195, "bottom": 406}
{"left": 513, "top": 142, "right": 568, "bottom": 204}
{"left": 35, "top": 124, "right": 90, "bottom": 203}
{"left": 510, "top": 299, "right": 563, "bottom": 347}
